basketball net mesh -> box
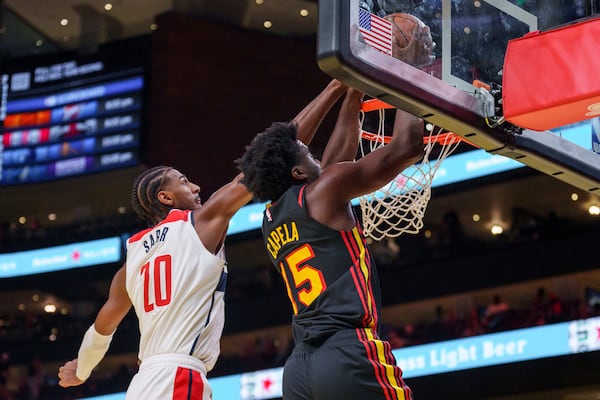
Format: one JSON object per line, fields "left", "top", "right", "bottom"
{"left": 358, "top": 107, "right": 463, "bottom": 241}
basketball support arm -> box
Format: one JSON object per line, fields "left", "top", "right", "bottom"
{"left": 316, "top": 0, "right": 600, "bottom": 194}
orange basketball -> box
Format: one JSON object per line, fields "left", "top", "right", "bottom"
{"left": 383, "top": 13, "right": 424, "bottom": 49}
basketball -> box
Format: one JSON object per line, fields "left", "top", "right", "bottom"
{"left": 383, "top": 12, "right": 435, "bottom": 67}
{"left": 384, "top": 13, "right": 424, "bottom": 49}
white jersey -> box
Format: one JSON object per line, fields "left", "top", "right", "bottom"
{"left": 125, "top": 209, "right": 227, "bottom": 372}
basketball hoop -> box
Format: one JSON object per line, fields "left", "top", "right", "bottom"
{"left": 358, "top": 99, "right": 475, "bottom": 241}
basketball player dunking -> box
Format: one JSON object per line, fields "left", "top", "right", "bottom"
{"left": 238, "top": 86, "right": 424, "bottom": 399}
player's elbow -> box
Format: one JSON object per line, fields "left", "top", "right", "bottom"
{"left": 392, "top": 117, "right": 424, "bottom": 163}
{"left": 393, "top": 137, "right": 424, "bottom": 166}
{"left": 405, "top": 142, "right": 424, "bottom": 164}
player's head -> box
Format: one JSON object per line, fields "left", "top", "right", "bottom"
{"left": 238, "top": 121, "right": 321, "bottom": 202}
{"left": 132, "top": 165, "right": 201, "bottom": 226}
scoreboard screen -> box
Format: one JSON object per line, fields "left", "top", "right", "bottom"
{"left": 0, "top": 47, "right": 145, "bottom": 186}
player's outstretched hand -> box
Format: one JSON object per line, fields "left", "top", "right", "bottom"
{"left": 58, "top": 359, "right": 84, "bottom": 387}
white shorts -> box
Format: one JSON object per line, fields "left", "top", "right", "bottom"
{"left": 126, "top": 354, "right": 212, "bottom": 400}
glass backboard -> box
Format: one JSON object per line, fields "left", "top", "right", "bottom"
{"left": 317, "top": 0, "right": 600, "bottom": 194}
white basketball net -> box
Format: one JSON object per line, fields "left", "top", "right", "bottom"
{"left": 358, "top": 106, "right": 463, "bottom": 241}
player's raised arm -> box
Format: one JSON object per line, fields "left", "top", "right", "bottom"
{"left": 314, "top": 108, "right": 424, "bottom": 204}
{"left": 320, "top": 88, "right": 364, "bottom": 168}
{"left": 293, "top": 79, "right": 347, "bottom": 145}
{"left": 194, "top": 172, "right": 253, "bottom": 253}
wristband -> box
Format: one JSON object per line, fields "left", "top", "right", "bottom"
{"left": 75, "top": 324, "right": 114, "bottom": 381}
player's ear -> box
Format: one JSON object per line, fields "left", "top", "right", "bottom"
{"left": 291, "top": 166, "right": 308, "bottom": 181}
{"left": 157, "top": 190, "right": 174, "bottom": 206}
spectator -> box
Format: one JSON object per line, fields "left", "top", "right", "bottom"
{"left": 427, "top": 305, "right": 457, "bottom": 341}
{"left": 402, "top": 323, "right": 422, "bottom": 346}
{"left": 482, "top": 295, "right": 510, "bottom": 331}
{"left": 546, "top": 292, "right": 565, "bottom": 323}
{"left": 19, "top": 357, "right": 44, "bottom": 400}
{"left": 0, "top": 352, "right": 12, "bottom": 400}
{"left": 385, "top": 326, "right": 407, "bottom": 349}
{"left": 509, "top": 207, "right": 542, "bottom": 243}
{"left": 459, "top": 307, "right": 485, "bottom": 337}
{"left": 530, "top": 286, "right": 549, "bottom": 325}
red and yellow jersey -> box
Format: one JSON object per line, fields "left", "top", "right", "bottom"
{"left": 263, "top": 185, "right": 381, "bottom": 344}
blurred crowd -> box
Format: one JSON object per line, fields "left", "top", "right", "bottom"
{"left": 0, "top": 213, "right": 144, "bottom": 253}
{"left": 0, "top": 205, "right": 592, "bottom": 255}
{"left": 0, "top": 283, "right": 598, "bottom": 400}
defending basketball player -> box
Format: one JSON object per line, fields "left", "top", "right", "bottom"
{"left": 57, "top": 79, "right": 349, "bottom": 399}
{"left": 237, "top": 88, "right": 424, "bottom": 399}
{"left": 56, "top": 167, "right": 252, "bottom": 399}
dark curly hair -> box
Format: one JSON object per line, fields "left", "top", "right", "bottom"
{"left": 131, "top": 165, "right": 173, "bottom": 226}
{"left": 237, "top": 121, "right": 302, "bottom": 202}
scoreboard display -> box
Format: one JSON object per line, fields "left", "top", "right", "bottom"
{"left": 0, "top": 49, "right": 145, "bottom": 186}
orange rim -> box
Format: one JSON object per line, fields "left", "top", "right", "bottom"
{"left": 361, "top": 130, "right": 467, "bottom": 145}
{"left": 360, "top": 99, "right": 477, "bottom": 147}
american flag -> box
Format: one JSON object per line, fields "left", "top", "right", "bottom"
{"left": 358, "top": 8, "right": 393, "bottom": 56}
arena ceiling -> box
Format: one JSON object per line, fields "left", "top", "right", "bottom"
{"left": 1, "top": 0, "right": 319, "bottom": 58}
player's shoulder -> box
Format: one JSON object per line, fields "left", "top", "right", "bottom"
{"left": 165, "top": 209, "right": 191, "bottom": 222}
{"left": 127, "top": 210, "right": 191, "bottom": 243}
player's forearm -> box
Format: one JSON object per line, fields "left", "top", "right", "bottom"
{"left": 387, "top": 108, "right": 425, "bottom": 165}
{"left": 75, "top": 324, "right": 114, "bottom": 381}
{"left": 321, "top": 88, "right": 363, "bottom": 167}
{"left": 355, "top": 109, "right": 424, "bottom": 192}
{"left": 206, "top": 173, "right": 253, "bottom": 216}
{"left": 294, "top": 79, "right": 347, "bottom": 145}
